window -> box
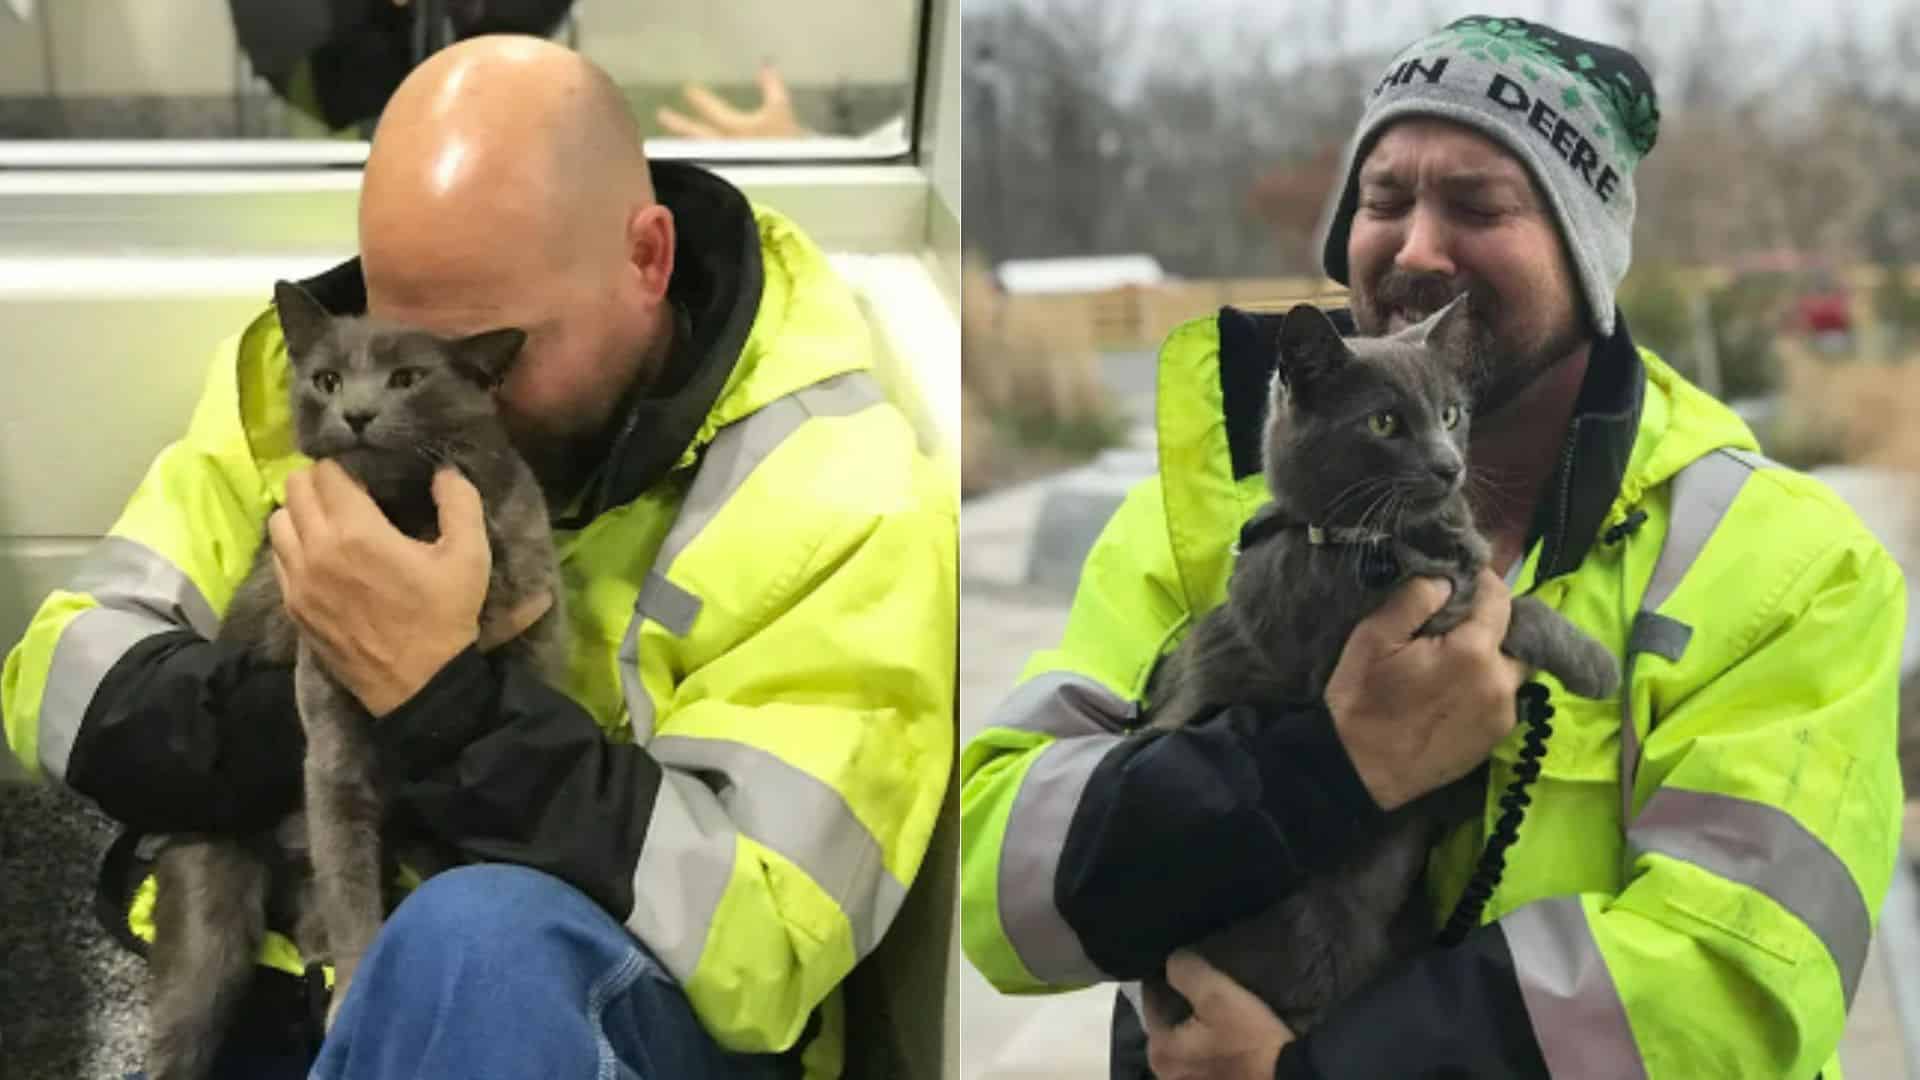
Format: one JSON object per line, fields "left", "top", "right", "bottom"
{"left": 0, "top": 0, "right": 921, "bottom": 161}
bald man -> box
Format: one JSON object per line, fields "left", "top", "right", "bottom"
{"left": 4, "top": 36, "right": 954, "bottom": 1080}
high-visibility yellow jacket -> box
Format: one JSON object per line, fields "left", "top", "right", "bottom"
{"left": 5, "top": 162, "right": 957, "bottom": 1077}
{"left": 961, "top": 306, "right": 1902, "bottom": 1078}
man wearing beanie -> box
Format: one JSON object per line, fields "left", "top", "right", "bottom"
{"left": 961, "top": 14, "right": 1902, "bottom": 1079}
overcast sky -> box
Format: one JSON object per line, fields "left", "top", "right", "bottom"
{"left": 967, "top": 0, "right": 1917, "bottom": 103}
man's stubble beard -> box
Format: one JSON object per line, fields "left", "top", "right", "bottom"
{"left": 1354, "top": 268, "right": 1584, "bottom": 418}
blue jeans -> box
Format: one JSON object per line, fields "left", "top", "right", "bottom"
{"left": 315, "top": 864, "right": 791, "bottom": 1079}
{"left": 136, "top": 864, "right": 791, "bottom": 1079}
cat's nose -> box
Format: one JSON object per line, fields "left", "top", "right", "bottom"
{"left": 1431, "top": 461, "right": 1461, "bottom": 486}
{"left": 344, "top": 410, "right": 376, "bottom": 435}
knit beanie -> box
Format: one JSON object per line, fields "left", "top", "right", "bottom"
{"left": 1319, "top": 15, "right": 1661, "bottom": 337}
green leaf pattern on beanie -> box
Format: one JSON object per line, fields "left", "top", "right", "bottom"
{"left": 1420, "top": 16, "right": 1660, "bottom": 165}
{"left": 1599, "top": 74, "right": 1660, "bottom": 162}
{"left": 1447, "top": 17, "right": 1567, "bottom": 70}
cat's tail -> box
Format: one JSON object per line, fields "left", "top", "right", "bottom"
{"left": 1503, "top": 596, "right": 1622, "bottom": 700}
{"left": 148, "top": 838, "right": 270, "bottom": 1080}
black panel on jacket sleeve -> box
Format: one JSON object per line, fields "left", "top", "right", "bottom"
{"left": 374, "top": 647, "right": 666, "bottom": 919}
{"left": 65, "top": 630, "right": 303, "bottom": 835}
{"left": 1056, "top": 701, "right": 1387, "bottom": 979}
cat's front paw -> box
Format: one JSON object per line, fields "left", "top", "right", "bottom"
{"left": 1556, "top": 637, "right": 1621, "bottom": 700}
{"left": 1503, "top": 597, "right": 1620, "bottom": 700}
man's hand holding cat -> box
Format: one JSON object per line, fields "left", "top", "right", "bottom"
{"left": 1143, "top": 950, "right": 1295, "bottom": 1080}
{"left": 1324, "top": 569, "right": 1531, "bottom": 811}
{"left": 269, "top": 462, "right": 491, "bottom": 717}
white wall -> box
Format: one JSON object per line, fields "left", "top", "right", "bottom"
{"left": 0, "top": 6, "right": 49, "bottom": 95}
{"left": 0, "top": 1, "right": 917, "bottom": 100}
{"left": 40, "top": 0, "right": 238, "bottom": 97}
{"left": 571, "top": 0, "right": 918, "bottom": 86}
{"left": 926, "top": 0, "right": 960, "bottom": 222}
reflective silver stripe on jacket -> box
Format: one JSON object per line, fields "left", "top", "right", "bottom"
{"left": 1505, "top": 896, "right": 1648, "bottom": 1078}
{"left": 1619, "top": 449, "right": 1773, "bottom": 824}
{"left": 1501, "top": 449, "right": 1810, "bottom": 1072}
{"left": 1629, "top": 787, "right": 1871, "bottom": 1004}
{"left": 624, "top": 734, "right": 914, "bottom": 978}
{"left": 988, "top": 670, "right": 1133, "bottom": 984}
{"left": 1000, "top": 734, "right": 1125, "bottom": 984}
{"left": 615, "top": 371, "right": 894, "bottom": 974}
{"left": 990, "top": 669, "right": 1139, "bottom": 739}
{"left": 622, "top": 769, "right": 742, "bottom": 977}
{"left": 620, "top": 371, "right": 884, "bottom": 742}
{"left": 39, "top": 536, "right": 217, "bottom": 780}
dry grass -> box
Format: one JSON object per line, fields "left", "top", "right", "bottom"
{"left": 961, "top": 258, "right": 1124, "bottom": 496}
{"left": 1773, "top": 340, "right": 1920, "bottom": 470}
{"left": 958, "top": 265, "right": 1356, "bottom": 496}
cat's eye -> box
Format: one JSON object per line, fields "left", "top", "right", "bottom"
{"left": 1367, "top": 411, "right": 1400, "bottom": 437}
{"left": 1441, "top": 404, "right": 1462, "bottom": 429}
{"left": 388, "top": 367, "right": 427, "bottom": 390}
{"left": 311, "top": 371, "right": 341, "bottom": 394}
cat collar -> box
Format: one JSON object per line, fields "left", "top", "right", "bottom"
{"left": 1236, "top": 513, "right": 1400, "bottom": 589}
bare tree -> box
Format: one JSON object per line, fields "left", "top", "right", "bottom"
{"left": 960, "top": 0, "right": 1920, "bottom": 277}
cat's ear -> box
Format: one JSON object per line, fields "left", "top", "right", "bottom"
{"left": 1275, "top": 303, "right": 1348, "bottom": 399}
{"left": 1416, "top": 293, "right": 1474, "bottom": 356}
{"left": 450, "top": 327, "right": 528, "bottom": 388}
{"left": 273, "top": 280, "right": 330, "bottom": 360}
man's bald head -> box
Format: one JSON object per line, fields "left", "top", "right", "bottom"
{"left": 361, "top": 36, "right": 652, "bottom": 304}
{"left": 357, "top": 35, "right": 680, "bottom": 466}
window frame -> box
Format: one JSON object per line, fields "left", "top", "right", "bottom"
{"left": 0, "top": 0, "right": 931, "bottom": 171}
{"left": 0, "top": 0, "right": 953, "bottom": 258}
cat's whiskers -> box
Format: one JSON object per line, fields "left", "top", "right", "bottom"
{"left": 1321, "top": 475, "right": 1396, "bottom": 526}
{"left": 1340, "top": 485, "right": 1401, "bottom": 578}
{"left": 1461, "top": 466, "right": 1525, "bottom": 521}
{"left": 1348, "top": 487, "right": 1392, "bottom": 541}
{"left": 1392, "top": 485, "right": 1417, "bottom": 536}
{"left": 1461, "top": 462, "right": 1531, "bottom": 502}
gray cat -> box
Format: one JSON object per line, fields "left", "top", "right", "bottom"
{"left": 145, "top": 281, "right": 568, "bottom": 1080}
{"left": 1140, "top": 298, "right": 1619, "bottom": 1034}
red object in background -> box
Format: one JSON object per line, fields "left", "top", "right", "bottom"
{"left": 1795, "top": 292, "right": 1851, "bottom": 334}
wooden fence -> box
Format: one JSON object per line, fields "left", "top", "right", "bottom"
{"left": 976, "top": 265, "right": 1920, "bottom": 355}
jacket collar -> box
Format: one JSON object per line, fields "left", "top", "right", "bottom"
{"left": 1523, "top": 313, "right": 1645, "bottom": 584}
{"left": 296, "top": 160, "right": 764, "bottom": 526}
